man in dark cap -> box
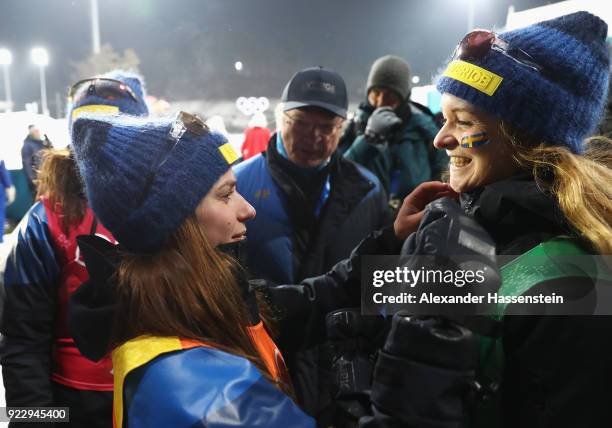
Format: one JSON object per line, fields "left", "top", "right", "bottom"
{"left": 235, "top": 66, "right": 389, "bottom": 286}
{"left": 234, "top": 67, "right": 390, "bottom": 420}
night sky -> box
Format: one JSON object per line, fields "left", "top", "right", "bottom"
{"left": 1, "top": 0, "right": 561, "bottom": 115}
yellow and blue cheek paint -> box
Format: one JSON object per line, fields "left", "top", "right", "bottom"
{"left": 460, "top": 132, "right": 489, "bottom": 148}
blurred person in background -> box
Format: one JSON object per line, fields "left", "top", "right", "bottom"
{"left": 0, "top": 158, "right": 16, "bottom": 241}
{"left": 241, "top": 112, "right": 271, "bottom": 160}
{"left": 341, "top": 55, "right": 448, "bottom": 209}
{"left": 0, "top": 70, "right": 148, "bottom": 428}
{"left": 21, "top": 124, "right": 53, "bottom": 197}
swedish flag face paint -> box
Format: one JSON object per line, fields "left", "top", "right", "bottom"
{"left": 460, "top": 131, "right": 489, "bottom": 148}
{"left": 436, "top": 94, "right": 520, "bottom": 193}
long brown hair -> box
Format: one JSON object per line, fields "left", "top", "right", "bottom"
{"left": 500, "top": 123, "right": 612, "bottom": 254}
{"left": 35, "top": 149, "right": 87, "bottom": 234}
{"left": 112, "top": 216, "right": 289, "bottom": 393}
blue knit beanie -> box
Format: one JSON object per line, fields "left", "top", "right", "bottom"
{"left": 68, "top": 70, "right": 149, "bottom": 125}
{"left": 436, "top": 11, "right": 609, "bottom": 154}
{"left": 71, "top": 113, "right": 239, "bottom": 252}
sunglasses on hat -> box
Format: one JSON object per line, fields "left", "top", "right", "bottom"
{"left": 68, "top": 78, "right": 140, "bottom": 105}
{"left": 135, "top": 111, "right": 209, "bottom": 208}
{"left": 453, "top": 30, "right": 544, "bottom": 74}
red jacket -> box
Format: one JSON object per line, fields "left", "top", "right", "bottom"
{"left": 241, "top": 126, "right": 271, "bottom": 160}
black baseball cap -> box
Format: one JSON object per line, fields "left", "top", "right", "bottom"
{"left": 281, "top": 67, "right": 348, "bottom": 118}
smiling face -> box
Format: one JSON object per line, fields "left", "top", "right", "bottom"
{"left": 195, "top": 169, "right": 256, "bottom": 247}
{"left": 433, "top": 93, "right": 519, "bottom": 193}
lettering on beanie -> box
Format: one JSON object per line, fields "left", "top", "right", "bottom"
{"left": 219, "top": 142, "right": 240, "bottom": 164}
{"left": 460, "top": 131, "right": 490, "bottom": 148}
{"left": 443, "top": 60, "right": 503, "bottom": 96}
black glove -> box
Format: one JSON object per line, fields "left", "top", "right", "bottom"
{"left": 364, "top": 107, "right": 402, "bottom": 145}
{"left": 326, "top": 309, "right": 388, "bottom": 396}
{"left": 399, "top": 197, "right": 501, "bottom": 317}
{"left": 326, "top": 309, "right": 389, "bottom": 426}
{"left": 68, "top": 235, "right": 122, "bottom": 361}
{"left": 365, "top": 312, "right": 478, "bottom": 428}
{"left": 401, "top": 197, "right": 496, "bottom": 259}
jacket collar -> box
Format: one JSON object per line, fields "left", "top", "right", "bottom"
{"left": 459, "top": 174, "right": 570, "bottom": 253}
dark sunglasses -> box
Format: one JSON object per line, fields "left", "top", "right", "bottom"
{"left": 135, "top": 111, "right": 209, "bottom": 208}
{"left": 453, "top": 30, "right": 544, "bottom": 74}
{"left": 68, "top": 78, "right": 140, "bottom": 105}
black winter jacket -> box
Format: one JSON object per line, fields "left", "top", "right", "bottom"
{"left": 460, "top": 175, "right": 612, "bottom": 428}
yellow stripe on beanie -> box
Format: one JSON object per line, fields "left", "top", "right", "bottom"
{"left": 71, "top": 104, "right": 120, "bottom": 121}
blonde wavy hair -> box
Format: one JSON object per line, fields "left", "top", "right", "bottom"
{"left": 500, "top": 123, "right": 612, "bottom": 254}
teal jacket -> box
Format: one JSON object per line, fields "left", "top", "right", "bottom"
{"left": 342, "top": 101, "right": 448, "bottom": 200}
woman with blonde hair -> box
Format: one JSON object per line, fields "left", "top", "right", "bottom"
{"left": 397, "top": 10, "right": 612, "bottom": 427}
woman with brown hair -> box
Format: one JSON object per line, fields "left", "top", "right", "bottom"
{"left": 69, "top": 111, "right": 318, "bottom": 427}
{"left": 1, "top": 149, "right": 116, "bottom": 427}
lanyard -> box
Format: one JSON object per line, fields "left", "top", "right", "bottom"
{"left": 314, "top": 174, "right": 331, "bottom": 218}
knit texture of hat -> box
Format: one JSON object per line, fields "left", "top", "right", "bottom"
{"left": 71, "top": 113, "right": 239, "bottom": 252}
{"left": 68, "top": 70, "right": 149, "bottom": 123}
{"left": 367, "top": 55, "right": 412, "bottom": 100}
{"left": 436, "top": 11, "right": 610, "bottom": 154}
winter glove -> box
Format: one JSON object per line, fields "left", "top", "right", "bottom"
{"left": 326, "top": 309, "right": 388, "bottom": 425}
{"left": 5, "top": 185, "right": 16, "bottom": 205}
{"left": 399, "top": 197, "right": 501, "bottom": 316}
{"left": 363, "top": 312, "right": 478, "bottom": 428}
{"left": 69, "top": 235, "right": 122, "bottom": 361}
{"left": 402, "top": 197, "right": 497, "bottom": 258}
{"left": 364, "top": 107, "right": 402, "bottom": 145}
{"left": 326, "top": 309, "right": 388, "bottom": 395}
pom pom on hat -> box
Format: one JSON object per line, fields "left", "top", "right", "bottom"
{"left": 68, "top": 69, "right": 149, "bottom": 126}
